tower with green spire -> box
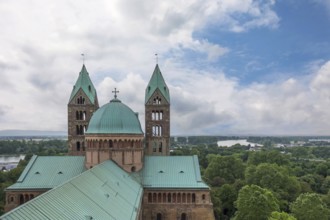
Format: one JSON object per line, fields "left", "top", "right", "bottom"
{"left": 68, "top": 65, "right": 99, "bottom": 156}
{"left": 145, "top": 64, "right": 170, "bottom": 155}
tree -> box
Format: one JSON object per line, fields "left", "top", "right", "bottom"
{"left": 204, "top": 155, "right": 245, "bottom": 186}
{"left": 269, "top": 211, "right": 296, "bottom": 220}
{"left": 248, "top": 150, "right": 290, "bottom": 166}
{"left": 290, "top": 193, "right": 330, "bottom": 220}
{"left": 234, "top": 185, "right": 279, "bottom": 220}
{"left": 245, "top": 163, "right": 301, "bottom": 208}
{"left": 218, "top": 184, "right": 238, "bottom": 219}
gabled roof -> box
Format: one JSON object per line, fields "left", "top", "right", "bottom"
{"left": 7, "top": 155, "right": 85, "bottom": 190}
{"left": 145, "top": 64, "right": 170, "bottom": 104}
{"left": 141, "top": 155, "right": 209, "bottom": 189}
{"left": 69, "top": 65, "right": 97, "bottom": 104}
{"left": 2, "top": 160, "right": 143, "bottom": 220}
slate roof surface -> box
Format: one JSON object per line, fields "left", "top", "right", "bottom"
{"left": 2, "top": 160, "right": 143, "bottom": 220}
{"left": 141, "top": 155, "right": 209, "bottom": 189}
{"left": 145, "top": 64, "right": 170, "bottom": 104}
{"left": 86, "top": 98, "right": 143, "bottom": 135}
{"left": 7, "top": 155, "right": 86, "bottom": 190}
{"left": 69, "top": 64, "right": 97, "bottom": 104}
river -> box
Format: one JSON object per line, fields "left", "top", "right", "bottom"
{"left": 217, "top": 139, "right": 262, "bottom": 147}
{"left": 0, "top": 154, "right": 25, "bottom": 171}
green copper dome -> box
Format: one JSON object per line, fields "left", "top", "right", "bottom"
{"left": 86, "top": 98, "right": 143, "bottom": 134}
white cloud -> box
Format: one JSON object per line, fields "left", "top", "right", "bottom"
{"left": 4, "top": 0, "right": 320, "bottom": 136}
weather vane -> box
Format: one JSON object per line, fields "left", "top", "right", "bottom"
{"left": 81, "top": 53, "right": 85, "bottom": 64}
{"left": 112, "top": 88, "right": 119, "bottom": 99}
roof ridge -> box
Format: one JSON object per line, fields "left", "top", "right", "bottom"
{"left": 17, "top": 155, "right": 38, "bottom": 183}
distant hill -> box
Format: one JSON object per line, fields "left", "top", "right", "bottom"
{"left": 0, "top": 130, "right": 66, "bottom": 137}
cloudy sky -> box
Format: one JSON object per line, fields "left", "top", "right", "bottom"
{"left": 1, "top": 0, "right": 330, "bottom": 136}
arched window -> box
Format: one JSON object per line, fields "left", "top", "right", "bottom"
{"left": 153, "top": 193, "right": 157, "bottom": 203}
{"left": 109, "top": 140, "right": 113, "bottom": 148}
{"left": 157, "top": 213, "right": 162, "bottom": 220}
{"left": 159, "top": 142, "right": 162, "bottom": 153}
{"left": 158, "top": 193, "right": 162, "bottom": 203}
{"left": 159, "top": 126, "right": 162, "bottom": 136}
{"left": 153, "top": 142, "right": 157, "bottom": 152}
{"left": 192, "top": 193, "right": 196, "bottom": 203}
{"left": 19, "top": 194, "right": 24, "bottom": 204}
{"left": 153, "top": 96, "right": 162, "bottom": 105}
{"left": 148, "top": 193, "right": 152, "bottom": 203}
{"left": 83, "top": 111, "right": 86, "bottom": 120}
{"left": 131, "top": 166, "right": 136, "bottom": 172}
{"left": 202, "top": 194, "right": 206, "bottom": 200}
{"left": 168, "top": 193, "right": 171, "bottom": 203}
{"left": 76, "top": 142, "right": 81, "bottom": 151}
{"left": 181, "top": 213, "right": 187, "bottom": 220}
{"left": 76, "top": 111, "right": 79, "bottom": 120}
{"left": 160, "top": 111, "right": 163, "bottom": 120}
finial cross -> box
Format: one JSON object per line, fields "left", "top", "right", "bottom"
{"left": 112, "top": 88, "right": 119, "bottom": 99}
{"left": 155, "top": 53, "right": 158, "bottom": 64}
{"left": 81, "top": 53, "right": 85, "bottom": 64}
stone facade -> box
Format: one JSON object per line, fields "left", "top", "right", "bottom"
{"left": 68, "top": 89, "right": 99, "bottom": 156}
{"left": 85, "top": 134, "right": 144, "bottom": 172}
{"left": 145, "top": 90, "right": 170, "bottom": 156}
{"left": 4, "top": 190, "right": 45, "bottom": 212}
{"left": 142, "top": 189, "right": 214, "bottom": 220}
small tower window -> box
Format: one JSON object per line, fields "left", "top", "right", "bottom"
{"left": 88, "top": 85, "right": 91, "bottom": 92}
{"left": 77, "top": 142, "right": 81, "bottom": 151}
{"left": 159, "top": 142, "right": 162, "bottom": 153}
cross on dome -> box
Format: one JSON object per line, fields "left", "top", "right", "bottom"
{"left": 112, "top": 88, "right": 119, "bottom": 99}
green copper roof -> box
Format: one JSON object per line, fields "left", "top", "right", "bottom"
{"left": 69, "top": 64, "right": 97, "bottom": 104}
{"left": 141, "top": 155, "right": 209, "bottom": 189}
{"left": 86, "top": 98, "right": 143, "bottom": 134}
{"left": 1, "top": 160, "right": 143, "bottom": 220}
{"left": 145, "top": 64, "right": 170, "bottom": 104}
{"left": 7, "top": 155, "right": 85, "bottom": 190}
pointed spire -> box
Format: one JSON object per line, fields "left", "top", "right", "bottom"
{"left": 145, "top": 64, "right": 170, "bottom": 104}
{"left": 69, "top": 64, "right": 97, "bottom": 104}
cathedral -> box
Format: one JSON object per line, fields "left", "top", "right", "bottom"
{"left": 2, "top": 64, "right": 215, "bottom": 220}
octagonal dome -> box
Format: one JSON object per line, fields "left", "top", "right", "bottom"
{"left": 86, "top": 98, "right": 143, "bottom": 134}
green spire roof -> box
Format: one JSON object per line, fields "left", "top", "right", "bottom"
{"left": 145, "top": 64, "right": 170, "bottom": 104}
{"left": 86, "top": 98, "right": 143, "bottom": 134}
{"left": 69, "top": 65, "right": 97, "bottom": 104}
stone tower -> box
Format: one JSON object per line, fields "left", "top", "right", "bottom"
{"left": 145, "top": 64, "right": 170, "bottom": 155}
{"left": 68, "top": 65, "right": 99, "bottom": 156}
